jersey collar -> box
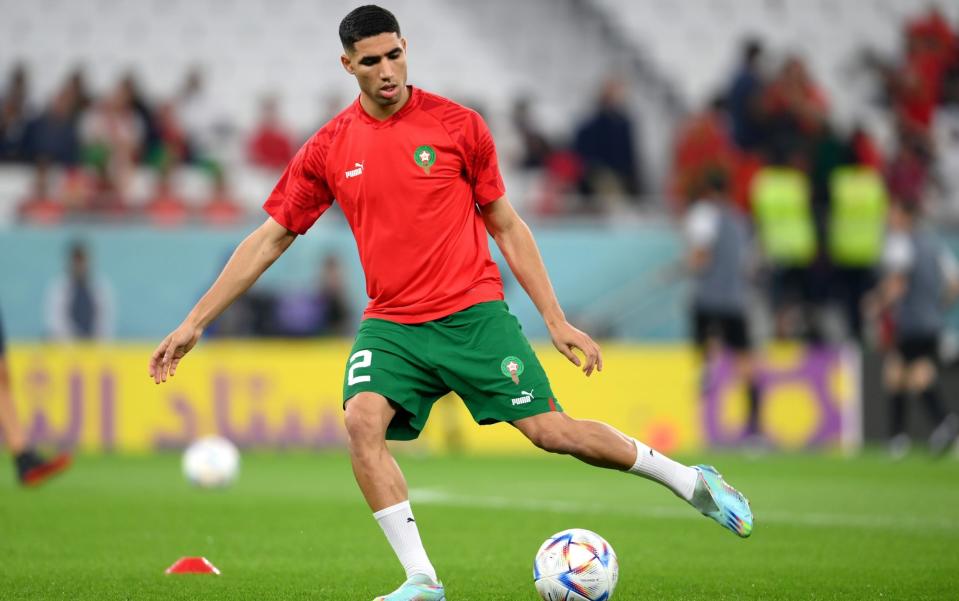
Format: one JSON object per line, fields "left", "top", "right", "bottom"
{"left": 354, "top": 85, "right": 420, "bottom": 128}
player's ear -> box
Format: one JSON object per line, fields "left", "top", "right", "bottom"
{"left": 401, "top": 37, "right": 408, "bottom": 53}
{"left": 340, "top": 53, "right": 354, "bottom": 75}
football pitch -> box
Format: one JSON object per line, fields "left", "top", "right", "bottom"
{"left": 2, "top": 451, "right": 957, "bottom": 600}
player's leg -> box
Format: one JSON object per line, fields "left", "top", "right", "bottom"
{"left": 512, "top": 411, "right": 752, "bottom": 537}
{"left": 342, "top": 320, "right": 446, "bottom": 599}
{"left": 344, "top": 392, "right": 443, "bottom": 599}
{"left": 440, "top": 302, "right": 751, "bottom": 538}
{"left": 904, "top": 353, "right": 959, "bottom": 455}
{"left": 884, "top": 351, "right": 910, "bottom": 457}
{"left": 0, "top": 317, "right": 71, "bottom": 486}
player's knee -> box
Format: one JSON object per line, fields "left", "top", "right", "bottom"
{"left": 343, "top": 395, "right": 388, "bottom": 447}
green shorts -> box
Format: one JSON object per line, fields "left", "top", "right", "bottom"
{"left": 342, "top": 301, "right": 561, "bottom": 440}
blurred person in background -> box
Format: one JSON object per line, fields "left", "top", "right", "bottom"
{"left": 63, "top": 67, "right": 92, "bottom": 120}
{"left": 273, "top": 254, "right": 352, "bottom": 337}
{"left": 149, "top": 7, "right": 753, "bottom": 600}
{"left": 684, "top": 171, "right": 764, "bottom": 443}
{"left": 21, "top": 84, "right": 80, "bottom": 166}
{"left": 510, "top": 96, "right": 552, "bottom": 170}
{"left": 176, "top": 67, "right": 220, "bottom": 163}
{"left": 826, "top": 164, "right": 888, "bottom": 343}
{"left": 0, "top": 308, "right": 71, "bottom": 485}
{"left": 0, "top": 63, "right": 32, "bottom": 162}
{"left": 727, "top": 38, "right": 766, "bottom": 153}
{"left": 119, "top": 73, "right": 160, "bottom": 162}
{"left": 868, "top": 201, "right": 959, "bottom": 457}
{"left": 669, "top": 96, "right": 737, "bottom": 214}
{"left": 760, "top": 56, "right": 829, "bottom": 166}
{"left": 573, "top": 78, "right": 642, "bottom": 208}
{"left": 80, "top": 82, "right": 145, "bottom": 201}
{"left": 752, "top": 158, "right": 818, "bottom": 340}
{"left": 45, "top": 241, "right": 114, "bottom": 341}
{"left": 247, "top": 95, "right": 295, "bottom": 170}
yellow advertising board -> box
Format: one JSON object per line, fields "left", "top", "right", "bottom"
{"left": 4, "top": 342, "right": 858, "bottom": 454}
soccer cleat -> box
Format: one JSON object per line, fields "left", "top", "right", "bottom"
{"left": 690, "top": 464, "right": 753, "bottom": 538}
{"left": 16, "top": 451, "right": 72, "bottom": 487}
{"left": 372, "top": 573, "right": 445, "bottom": 601}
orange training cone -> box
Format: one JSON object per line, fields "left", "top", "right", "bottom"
{"left": 165, "top": 557, "right": 221, "bottom": 575}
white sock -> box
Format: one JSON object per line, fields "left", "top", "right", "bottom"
{"left": 373, "top": 500, "right": 438, "bottom": 583}
{"left": 627, "top": 439, "right": 698, "bottom": 502}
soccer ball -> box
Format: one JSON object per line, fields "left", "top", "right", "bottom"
{"left": 182, "top": 435, "right": 240, "bottom": 488}
{"left": 533, "top": 528, "right": 618, "bottom": 601}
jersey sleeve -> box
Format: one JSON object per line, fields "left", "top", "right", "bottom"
{"left": 262, "top": 135, "right": 333, "bottom": 235}
{"left": 467, "top": 112, "right": 506, "bottom": 206}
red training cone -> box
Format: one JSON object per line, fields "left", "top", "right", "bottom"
{"left": 165, "top": 556, "right": 221, "bottom": 575}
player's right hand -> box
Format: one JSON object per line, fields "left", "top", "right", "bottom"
{"left": 149, "top": 323, "right": 203, "bottom": 384}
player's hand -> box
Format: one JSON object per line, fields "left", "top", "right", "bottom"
{"left": 548, "top": 321, "right": 603, "bottom": 377}
{"left": 149, "top": 322, "right": 203, "bottom": 384}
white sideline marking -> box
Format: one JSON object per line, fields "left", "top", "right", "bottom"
{"left": 408, "top": 488, "right": 959, "bottom": 533}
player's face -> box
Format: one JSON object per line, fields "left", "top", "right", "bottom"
{"left": 341, "top": 33, "right": 408, "bottom": 111}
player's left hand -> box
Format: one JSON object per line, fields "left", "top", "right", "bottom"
{"left": 548, "top": 321, "right": 603, "bottom": 377}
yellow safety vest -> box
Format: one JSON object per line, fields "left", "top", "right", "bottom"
{"left": 751, "top": 167, "right": 816, "bottom": 266}
{"left": 828, "top": 167, "right": 888, "bottom": 266}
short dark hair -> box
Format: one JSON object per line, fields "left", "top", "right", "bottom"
{"left": 339, "top": 5, "right": 401, "bottom": 52}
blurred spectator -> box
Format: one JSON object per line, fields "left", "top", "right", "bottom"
{"left": 44, "top": 241, "right": 114, "bottom": 340}
{"left": 573, "top": 79, "right": 642, "bottom": 206}
{"left": 760, "top": 56, "right": 829, "bottom": 164}
{"left": 684, "top": 171, "right": 763, "bottom": 441}
{"left": 247, "top": 96, "right": 295, "bottom": 170}
{"left": 119, "top": 73, "right": 160, "bottom": 162}
{"left": 80, "top": 83, "right": 145, "bottom": 199}
{"left": 0, "top": 63, "right": 32, "bottom": 161}
{"left": 63, "top": 67, "right": 92, "bottom": 119}
{"left": 751, "top": 164, "right": 817, "bottom": 339}
{"left": 21, "top": 84, "right": 81, "bottom": 165}
{"left": 154, "top": 101, "right": 190, "bottom": 166}
{"left": 177, "top": 67, "right": 222, "bottom": 163}
{"left": 511, "top": 96, "right": 552, "bottom": 169}
{"left": 826, "top": 166, "right": 888, "bottom": 342}
{"left": 17, "top": 161, "right": 65, "bottom": 225}
{"left": 200, "top": 169, "right": 245, "bottom": 226}
{"left": 727, "top": 38, "right": 766, "bottom": 151}
{"left": 144, "top": 165, "right": 189, "bottom": 227}
{"left": 885, "top": 127, "right": 933, "bottom": 208}
{"left": 868, "top": 201, "right": 959, "bottom": 457}
{"left": 669, "top": 96, "right": 737, "bottom": 212}
{"left": 273, "top": 255, "right": 352, "bottom": 337}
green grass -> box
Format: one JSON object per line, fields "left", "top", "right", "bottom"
{"left": 1, "top": 451, "right": 957, "bottom": 600}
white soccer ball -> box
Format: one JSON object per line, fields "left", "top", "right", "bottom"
{"left": 533, "top": 528, "right": 619, "bottom": 601}
{"left": 182, "top": 435, "right": 240, "bottom": 488}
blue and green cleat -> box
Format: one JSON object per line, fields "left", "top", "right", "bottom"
{"left": 373, "top": 574, "right": 446, "bottom": 601}
{"left": 691, "top": 464, "right": 753, "bottom": 538}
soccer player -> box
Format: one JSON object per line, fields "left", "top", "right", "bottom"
{"left": 870, "top": 201, "right": 959, "bottom": 457}
{"left": 0, "top": 308, "right": 72, "bottom": 485}
{"left": 148, "top": 6, "right": 753, "bottom": 599}
{"left": 684, "top": 172, "right": 764, "bottom": 443}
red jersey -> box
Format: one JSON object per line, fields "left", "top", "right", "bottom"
{"left": 263, "top": 87, "right": 506, "bottom": 323}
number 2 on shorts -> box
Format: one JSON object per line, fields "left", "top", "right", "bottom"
{"left": 348, "top": 350, "right": 373, "bottom": 385}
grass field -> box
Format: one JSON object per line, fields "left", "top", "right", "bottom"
{"left": 1, "top": 451, "right": 957, "bottom": 600}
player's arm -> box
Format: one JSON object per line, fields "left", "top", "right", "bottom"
{"left": 481, "top": 196, "right": 602, "bottom": 376}
{"left": 149, "top": 217, "right": 297, "bottom": 383}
